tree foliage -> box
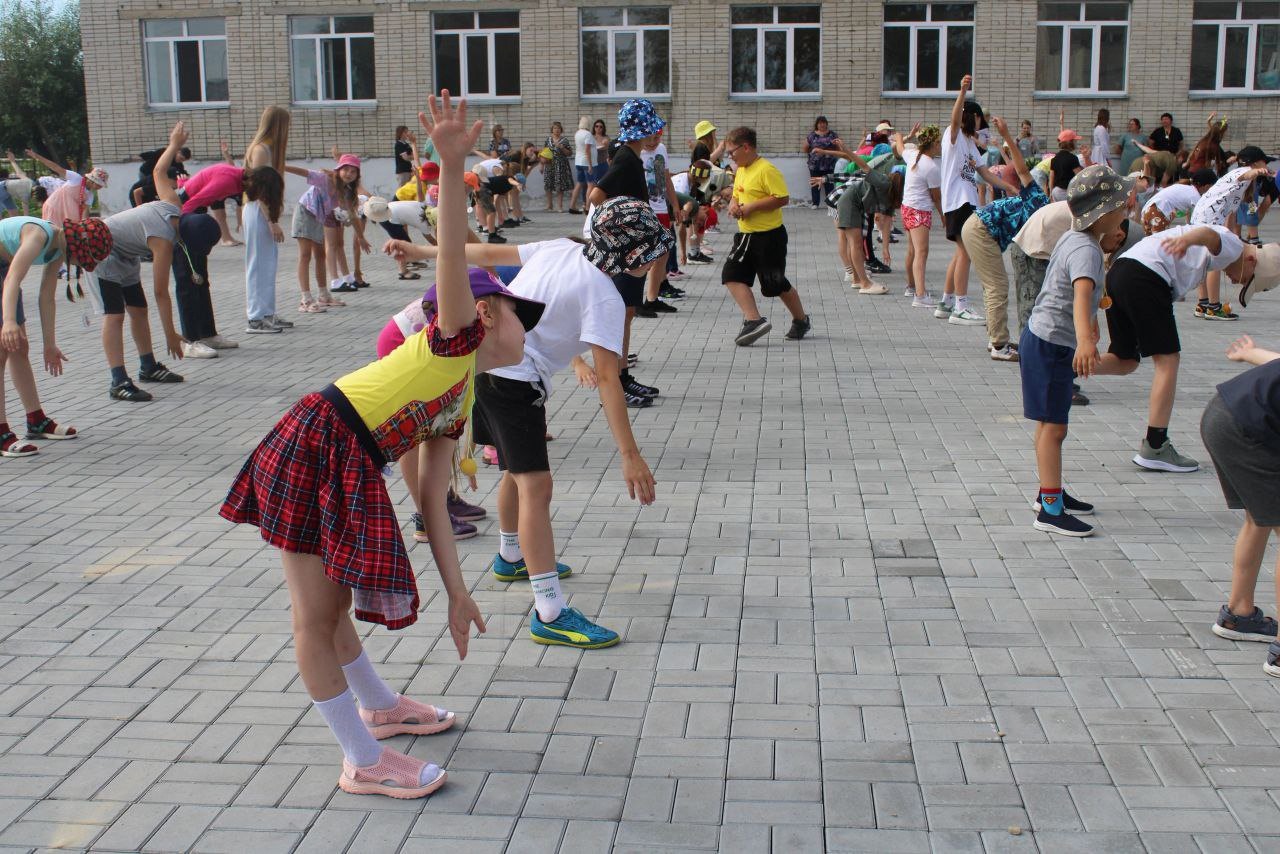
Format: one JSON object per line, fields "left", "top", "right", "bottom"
{"left": 0, "top": 0, "right": 88, "bottom": 165}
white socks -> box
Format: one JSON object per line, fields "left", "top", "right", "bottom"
{"left": 340, "top": 651, "right": 398, "bottom": 711}
{"left": 499, "top": 531, "right": 523, "bottom": 563}
{"left": 954, "top": 296, "right": 970, "bottom": 312}
{"left": 530, "top": 571, "right": 564, "bottom": 623}
{"left": 314, "top": 689, "right": 382, "bottom": 767}
{"left": 942, "top": 293, "right": 956, "bottom": 307}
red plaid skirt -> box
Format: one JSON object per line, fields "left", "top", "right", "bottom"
{"left": 219, "top": 393, "right": 419, "bottom": 629}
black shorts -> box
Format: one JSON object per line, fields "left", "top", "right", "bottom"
{"left": 1105, "top": 258, "right": 1180, "bottom": 362}
{"left": 472, "top": 373, "right": 550, "bottom": 474}
{"left": 721, "top": 225, "right": 791, "bottom": 297}
{"left": 97, "top": 278, "right": 148, "bottom": 315}
{"left": 944, "top": 203, "right": 973, "bottom": 242}
{"left": 612, "top": 272, "right": 645, "bottom": 309}
{"left": 379, "top": 222, "right": 411, "bottom": 242}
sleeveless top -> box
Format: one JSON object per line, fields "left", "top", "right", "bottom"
{"left": 0, "top": 216, "right": 58, "bottom": 264}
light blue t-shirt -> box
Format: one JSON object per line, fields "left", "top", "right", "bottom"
{"left": 1027, "top": 229, "right": 1106, "bottom": 349}
{"left": 0, "top": 216, "right": 57, "bottom": 264}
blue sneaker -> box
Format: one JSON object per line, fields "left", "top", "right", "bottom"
{"left": 530, "top": 607, "right": 619, "bottom": 649}
{"left": 492, "top": 554, "right": 572, "bottom": 582}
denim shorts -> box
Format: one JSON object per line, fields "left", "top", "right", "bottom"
{"left": 1237, "top": 201, "right": 1261, "bottom": 227}
{"left": 575, "top": 165, "right": 590, "bottom": 184}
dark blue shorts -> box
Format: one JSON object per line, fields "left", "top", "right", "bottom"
{"left": 1237, "top": 201, "right": 1260, "bottom": 227}
{"left": 575, "top": 165, "right": 590, "bottom": 185}
{"left": 1020, "top": 328, "right": 1075, "bottom": 425}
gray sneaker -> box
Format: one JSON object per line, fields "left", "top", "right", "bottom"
{"left": 246, "top": 318, "right": 281, "bottom": 334}
{"left": 267, "top": 315, "right": 294, "bottom": 329}
{"left": 1133, "top": 440, "right": 1199, "bottom": 473}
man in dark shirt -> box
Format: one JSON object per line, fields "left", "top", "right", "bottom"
{"left": 1149, "top": 113, "right": 1185, "bottom": 160}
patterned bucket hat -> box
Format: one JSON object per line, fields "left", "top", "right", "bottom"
{"left": 63, "top": 218, "right": 113, "bottom": 271}
{"left": 583, "top": 197, "right": 675, "bottom": 276}
{"left": 616, "top": 99, "right": 665, "bottom": 143}
{"left": 1067, "top": 164, "right": 1134, "bottom": 231}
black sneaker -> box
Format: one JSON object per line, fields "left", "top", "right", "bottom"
{"left": 1032, "top": 491, "right": 1094, "bottom": 516}
{"left": 645, "top": 299, "right": 677, "bottom": 314}
{"left": 1032, "top": 509, "right": 1094, "bottom": 537}
{"left": 331, "top": 281, "right": 359, "bottom": 293}
{"left": 627, "top": 353, "right": 639, "bottom": 367}
{"left": 109, "top": 381, "right": 153, "bottom": 402}
{"left": 625, "top": 391, "right": 654, "bottom": 408}
{"left": 735, "top": 318, "right": 772, "bottom": 346}
{"left": 867, "top": 260, "right": 892, "bottom": 275}
{"left": 785, "top": 315, "right": 811, "bottom": 340}
{"left": 519, "top": 216, "right": 533, "bottom": 223}
{"left": 353, "top": 279, "right": 371, "bottom": 289}
{"left": 623, "top": 376, "right": 659, "bottom": 398}
{"left": 687, "top": 251, "right": 713, "bottom": 265}
{"left": 487, "top": 232, "right": 508, "bottom": 244}
{"left": 138, "top": 363, "right": 184, "bottom": 383}
{"left": 502, "top": 218, "right": 520, "bottom": 228}
{"left": 659, "top": 283, "right": 685, "bottom": 300}
{"left": 636, "top": 303, "right": 658, "bottom": 318}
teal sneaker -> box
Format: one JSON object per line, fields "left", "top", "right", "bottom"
{"left": 530, "top": 607, "right": 619, "bottom": 649}
{"left": 492, "top": 554, "right": 573, "bottom": 582}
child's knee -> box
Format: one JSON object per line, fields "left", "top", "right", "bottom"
{"left": 515, "top": 470, "right": 554, "bottom": 504}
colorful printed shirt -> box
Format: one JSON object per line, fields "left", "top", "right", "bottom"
{"left": 333, "top": 317, "right": 484, "bottom": 463}
{"left": 974, "top": 181, "right": 1049, "bottom": 252}
{"left": 298, "top": 170, "right": 342, "bottom": 225}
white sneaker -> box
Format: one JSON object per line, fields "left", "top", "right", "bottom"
{"left": 859, "top": 283, "right": 889, "bottom": 295}
{"left": 903, "top": 287, "right": 914, "bottom": 297}
{"left": 183, "top": 340, "right": 218, "bottom": 359}
{"left": 843, "top": 270, "right": 853, "bottom": 283}
{"left": 989, "top": 344, "right": 1020, "bottom": 362}
{"left": 948, "top": 307, "right": 985, "bottom": 326}
{"left": 912, "top": 294, "right": 938, "bottom": 308}
{"left": 934, "top": 302, "right": 954, "bottom": 319}
{"left": 200, "top": 335, "right": 239, "bottom": 350}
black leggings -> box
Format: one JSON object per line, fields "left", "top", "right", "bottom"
{"left": 173, "top": 244, "right": 217, "bottom": 341}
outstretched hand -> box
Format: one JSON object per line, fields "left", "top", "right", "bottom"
{"left": 418, "top": 91, "right": 483, "bottom": 165}
{"left": 169, "top": 121, "right": 189, "bottom": 150}
{"left": 1227, "top": 334, "right": 1256, "bottom": 362}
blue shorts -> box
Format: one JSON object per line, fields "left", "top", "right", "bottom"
{"left": 1020, "top": 328, "right": 1075, "bottom": 425}
{"left": 1237, "top": 202, "right": 1260, "bottom": 227}
{"left": 575, "top": 165, "right": 590, "bottom": 184}
{"left": 590, "top": 163, "right": 608, "bottom": 183}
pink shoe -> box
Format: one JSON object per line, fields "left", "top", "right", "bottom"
{"left": 360, "top": 695, "right": 455, "bottom": 738}
{"left": 482, "top": 445, "right": 499, "bottom": 466}
{"left": 338, "top": 747, "right": 446, "bottom": 799}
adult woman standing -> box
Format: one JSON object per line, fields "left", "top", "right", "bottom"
{"left": 542, "top": 121, "right": 573, "bottom": 212}
{"left": 474, "top": 125, "right": 511, "bottom": 160}
{"left": 394, "top": 126, "right": 414, "bottom": 188}
{"left": 1117, "top": 118, "right": 1145, "bottom": 175}
{"left": 1016, "top": 120, "right": 1043, "bottom": 162}
{"left": 590, "top": 120, "right": 610, "bottom": 186}
{"left": 1090, "top": 108, "right": 1112, "bottom": 167}
{"left": 804, "top": 116, "right": 842, "bottom": 208}
{"left": 243, "top": 106, "right": 292, "bottom": 334}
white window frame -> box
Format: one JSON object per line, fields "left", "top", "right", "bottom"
{"left": 1190, "top": 2, "right": 1280, "bottom": 95}
{"left": 1034, "top": 2, "right": 1130, "bottom": 97}
{"left": 432, "top": 12, "right": 521, "bottom": 103}
{"left": 142, "top": 18, "right": 229, "bottom": 108}
{"left": 579, "top": 8, "right": 671, "bottom": 99}
{"left": 730, "top": 6, "right": 822, "bottom": 98}
{"left": 881, "top": 3, "right": 975, "bottom": 96}
{"left": 289, "top": 15, "right": 376, "bottom": 106}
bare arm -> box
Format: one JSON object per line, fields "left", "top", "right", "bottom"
{"left": 976, "top": 165, "right": 1019, "bottom": 196}
{"left": 587, "top": 186, "right": 606, "bottom": 207}
{"left": 949, "top": 74, "right": 972, "bottom": 143}
{"left": 422, "top": 96, "right": 482, "bottom": 338}
{"left": 5, "top": 151, "right": 27, "bottom": 180}
{"left": 419, "top": 434, "right": 485, "bottom": 658}
{"left": 1226, "top": 335, "right": 1280, "bottom": 366}
{"left": 992, "top": 117, "right": 1031, "bottom": 187}
{"left": 928, "top": 186, "right": 943, "bottom": 215}
{"left": 1161, "top": 225, "right": 1223, "bottom": 258}
{"left": 1071, "top": 277, "right": 1099, "bottom": 378}
{"left": 36, "top": 236, "right": 66, "bottom": 374}
{"left": 25, "top": 149, "right": 65, "bottom": 178}
{"left": 0, "top": 225, "right": 48, "bottom": 351}
{"left": 147, "top": 236, "right": 184, "bottom": 358}
{"left": 283, "top": 164, "right": 311, "bottom": 178}
{"left": 590, "top": 344, "right": 656, "bottom": 504}
{"left": 153, "top": 122, "right": 187, "bottom": 207}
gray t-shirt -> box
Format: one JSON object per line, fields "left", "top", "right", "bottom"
{"left": 1027, "top": 229, "right": 1106, "bottom": 349}
{"left": 95, "top": 200, "right": 180, "bottom": 285}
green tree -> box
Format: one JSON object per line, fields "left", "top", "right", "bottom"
{"left": 0, "top": 0, "right": 87, "bottom": 166}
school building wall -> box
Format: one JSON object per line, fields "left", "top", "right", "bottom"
{"left": 81, "top": 0, "right": 1280, "bottom": 213}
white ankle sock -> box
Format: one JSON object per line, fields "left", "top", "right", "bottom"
{"left": 499, "top": 531, "right": 523, "bottom": 563}
{"left": 314, "top": 688, "right": 382, "bottom": 767}
{"left": 530, "top": 571, "right": 564, "bottom": 623}
{"left": 942, "top": 293, "right": 956, "bottom": 307}
{"left": 340, "top": 651, "right": 399, "bottom": 711}
{"left": 955, "top": 296, "right": 969, "bottom": 312}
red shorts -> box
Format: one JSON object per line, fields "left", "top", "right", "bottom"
{"left": 698, "top": 207, "right": 718, "bottom": 236}
{"left": 902, "top": 205, "right": 933, "bottom": 231}
{"left": 657, "top": 212, "right": 671, "bottom": 228}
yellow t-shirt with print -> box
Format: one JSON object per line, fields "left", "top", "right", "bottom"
{"left": 732, "top": 156, "right": 789, "bottom": 233}
{"left": 394, "top": 181, "right": 422, "bottom": 202}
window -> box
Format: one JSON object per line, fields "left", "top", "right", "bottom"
{"left": 730, "top": 6, "right": 821, "bottom": 96}
{"left": 1034, "top": 2, "right": 1129, "bottom": 95}
{"left": 143, "top": 19, "right": 229, "bottom": 107}
{"left": 882, "top": 3, "right": 975, "bottom": 95}
{"left": 580, "top": 8, "right": 670, "bottom": 98}
{"left": 433, "top": 12, "right": 520, "bottom": 100}
{"left": 1191, "top": 2, "right": 1280, "bottom": 93}
{"left": 290, "top": 16, "right": 376, "bottom": 104}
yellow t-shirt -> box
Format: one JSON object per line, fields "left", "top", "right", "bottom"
{"left": 333, "top": 322, "right": 480, "bottom": 463}
{"left": 394, "top": 181, "right": 422, "bottom": 202}
{"left": 732, "top": 156, "right": 789, "bottom": 233}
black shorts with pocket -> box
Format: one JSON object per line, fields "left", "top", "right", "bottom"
{"left": 97, "top": 278, "right": 148, "bottom": 315}
{"left": 1105, "top": 258, "right": 1180, "bottom": 362}
{"left": 721, "top": 225, "right": 791, "bottom": 297}
{"left": 611, "top": 272, "right": 645, "bottom": 308}
{"left": 472, "top": 373, "right": 550, "bottom": 474}
{"left": 944, "top": 203, "right": 973, "bottom": 242}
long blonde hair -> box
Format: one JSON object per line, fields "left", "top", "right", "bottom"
{"left": 248, "top": 106, "right": 290, "bottom": 174}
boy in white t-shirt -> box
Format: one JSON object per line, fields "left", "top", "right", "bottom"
{"left": 1189, "top": 147, "right": 1273, "bottom": 320}
{"left": 1141, "top": 169, "right": 1215, "bottom": 235}
{"left": 570, "top": 117, "right": 595, "bottom": 215}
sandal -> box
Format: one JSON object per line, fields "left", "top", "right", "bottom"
{"left": 0, "top": 431, "right": 38, "bottom": 458}
{"left": 398, "top": 272, "right": 422, "bottom": 280}
{"left": 360, "top": 695, "right": 455, "bottom": 738}
{"left": 338, "top": 747, "right": 446, "bottom": 799}
{"left": 317, "top": 294, "right": 347, "bottom": 308}
{"left": 299, "top": 297, "right": 326, "bottom": 313}
{"left": 26, "top": 417, "right": 76, "bottom": 440}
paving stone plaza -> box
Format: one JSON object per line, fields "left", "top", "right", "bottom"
{"left": 1, "top": 209, "right": 1279, "bottom": 852}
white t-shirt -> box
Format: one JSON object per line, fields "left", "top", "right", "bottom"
{"left": 1190, "top": 167, "right": 1253, "bottom": 227}
{"left": 940, "top": 130, "right": 980, "bottom": 213}
{"left": 473, "top": 158, "right": 503, "bottom": 177}
{"left": 671, "top": 172, "right": 691, "bottom": 196}
{"left": 902, "top": 149, "right": 941, "bottom": 212}
{"left": 574, "top": 129, "right": 594, "bottom": 168}
{"left": 1119, "top": 224, "right": 1244, "bottom": 298}
{"left": 1143, "top": 184, "right": 1201, "bottom": 219}
{"left": 386, "top": 200, "right": 433, "bottom": 235}
{"left": 489, "top": 238, "right": 625, "bottom": 394}
{"left": 1091, "top": 125, "right": 1111, "bottom": 167}
{"left": 640, "top": 143, "right": 669, "bottom": 215}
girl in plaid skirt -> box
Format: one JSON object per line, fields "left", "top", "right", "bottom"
{"left": 220, "top": 94, "right": 544, "bottom": 800}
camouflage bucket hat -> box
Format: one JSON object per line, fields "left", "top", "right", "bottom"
{"left": 1067, "top": 164, "right": 1134, "bottom": 231}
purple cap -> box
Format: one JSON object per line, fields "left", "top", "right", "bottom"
{"left": 422, "top": 267, "right": 544, "bottom": 331}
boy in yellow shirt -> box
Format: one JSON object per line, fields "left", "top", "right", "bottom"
{"left": 722, "top": 127, "right": 810, "bottom": 345}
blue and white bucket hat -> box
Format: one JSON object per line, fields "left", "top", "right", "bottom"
{"left": 616, "top": 99, "right": 666, "bottom": 143}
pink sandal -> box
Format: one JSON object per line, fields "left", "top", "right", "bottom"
{"left": 338, "top": 747, "right": 446, "bottom": 799}
{"left": 360, "top": 695, "right": 455, "bottom": 738}
{"left": 317, "top": 293, "right": 347, "bottom": 308}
